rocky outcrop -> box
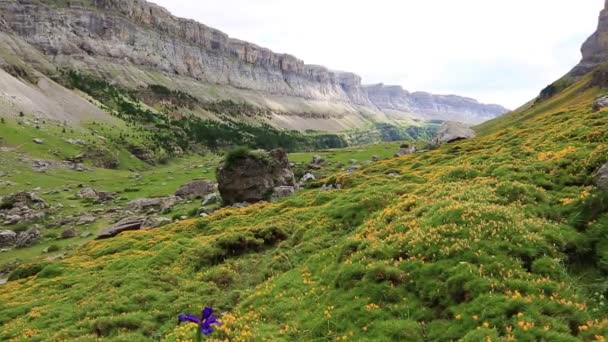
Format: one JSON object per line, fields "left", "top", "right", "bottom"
{"left": 126, "top": 196, "right": 180, "bottom": 213}
{"left": 15, "top": 229, "right": 41, "bottom": 248}
{"left": 217, "top": 149, "right": 296, "bottom": 205}
{"left": 430, "top": 121, "right": 476, "bottom": 146}
{"left": 175, "top": 180, "right": 215, "bottom": 199}
{"left": 364, "top": 84, "right": 508, "bottom": 124}
{"left": 571, "top": 0, "right": 608, "bottom": 76}
{"left": 76, "top": 188, "right": 117, "bottom": 202}
{"left": 0, "top": 230, "right": 17, "bottom": 247}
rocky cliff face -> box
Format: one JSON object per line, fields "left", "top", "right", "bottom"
{"left": 571, "top": 0, "right": 608, "bottom": 76}
{"left": 0, "top": 0, "right": 505, "bottom": 127}
{"left": 364, "top": 84, "right": 508, "bottom": 124}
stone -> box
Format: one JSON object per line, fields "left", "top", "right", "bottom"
{"left": 3, "top": 215, "right": 22, "bottom": 225}
{"left": 430, "top": 121, "right": 476, "bottom": 147}
{"left": 371, "top": 155, "right": 380, "bottom": 162}
{"left": 272, "top": 186, "right": 295, "bottom": 200}
{"left": 76, "top": 188, "right": 117, "bottom": 202}
{"left": 80, "top": 231, "right": 92, "bottom": 238}
{"left": 596, "top": 162, "right": 608, "bottom": 191}
{"left": 593, "top": 96, "right": 608, "bottom": 112}
{"left": 311, "top": 155, "right": 325, "bottom": 165}
{"left": 347, "top": 165, "right": 361, "bottom": 173}
{"left": 0, "top": 230, "right": 17, "bottom": 247}
{"left": 77, "top": 215, "right": 97, "bottom": 226}
{"left": 97, "top": 215, "right": 172, "bottom": 239}
{"left": 202, "top": 193, "right": 220, "bottom": 206}
{"left": 175, "top": 180, "right": 215, "bottom": 199}
{"left": 395, "top": 146, "right": 417, "bottom": 157}
{"left": 60, "top": 228, "right": 77, "bottom": 239}
{"left": 299, "top": 173, "right": 316, "bottom": 185}
{"left": 15, "top": 229, "right": 41, "bottom": 248}
{"left": 33, "top": 138, "right": 44, "bottom": 144}
{"left": 217, "top": 149, "right": 296, "bottom": 205}
{"left": 0, "top": 191, "right": 47, "bottom": 210}
{"left": 127, "top": 196, "right": 180, "bottom": 213}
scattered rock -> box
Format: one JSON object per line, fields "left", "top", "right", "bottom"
{"left": 272, "top": 186, "right": 295, "bottom": 200}
{"left": 0, "top": 230, "right": 17, "bottom": 247}
{"left": 60, "top": 228, "right": 77, "bottom": 239}
{"left": 371, "top": 155, "right": 380, "bottom": 162}
{"left": 596, "top": 162, "right": 608, "bottom": 191}
{"left": 76, "top": 188, "right": 117, "bottom": 202}
{"left": 217, "top": 149, "right": 296, "bottom": 205}
{"left": 395, "top": 146, "right": 417, "bottom": 157}
{"left": 299, "top": 173, "right": 316, "bottom": 186}
{"left": 175, "top": 180, "right": 216, "bottom": 199}
{"left": 15, "top": 229, "right": 41, "bottom": 248}
{"left": 202, "top": 193, "right": 220, "bottom": 206}
{"left": 311, "top": 155, "right": 325, "bottom": 165}
{"left": 430, "top": 121, "right": 476, "bottom": 146}
{"left": 33, "top": 138, "right": 44, "bottom": 144}
{"left": 127, "top": 196, "right": 180, "bottom": 213}
{"left": 32, "top": 159, "right": 54, "bottom": 172}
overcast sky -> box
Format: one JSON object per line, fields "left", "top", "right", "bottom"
{"left": 152, "top": 0, "right": 603, "bottom": 109}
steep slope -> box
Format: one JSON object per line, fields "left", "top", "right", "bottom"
{"left": 0, "top": 0, "right": 504, "bottom": 130}
{"left": 1, "top": 57, "right": 608, "bottom": 342}
{"left": 365, "top": 84, "right": 508, "bottom": 125}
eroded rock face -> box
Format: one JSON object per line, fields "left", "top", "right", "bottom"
{"left": 175, "top": 180, "right": 215, "bottom": 199}
{"left": 364, "top": 84, "right": 508, "bottom": 124}
{"left": 571, "top": 0, "right": 608, "bottom": 76}
{"left": 217, "top": 149, "right": 296, "bottom": 205}
{"left": 596, "top": 162, "right": 608, "bottom": 191}
{"left": 430, "top": 122, "right": 476, "bottom": 146}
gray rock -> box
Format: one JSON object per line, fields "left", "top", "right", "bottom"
{"left": 202, "top": 193, "right": 220, "bottom": 206}
{"left": 347, "top": 165, "right": 361, "bottom": 173}
{"left": 593, "top": 96, "right": 608, "bottom": 112}
{"left": 175, "top": 180, "right": 215, "bottom": 199}
{"left": 97, "top": 215, "right": 171, "bottom": 239}
{"left": 311, "top": 155, "right": 325, "bottom": 165}
{"left": 349, "top": 159, "right": 358, "bottom": 164}
{"left": 77, "top": 215, "right": 97, "bottom": 226}
{"left": 272, "top": 186, "right": 295, "bottom": 200}
{"left": 3, "top": 215, "right": 22, "bottom": 225}
{"left": 15, "top": 229, "right": 41, "bottom": 248}
{"left": 142, "top": 216, "right": 172, "bottom": 229}
{"left": 596, "top": 162, "right": 608, "bottom": 191}
{"left": 371, "top": 155, "right": 380, "bottom": 162}
{"left": 299, "top": 173, "right": 316, "bottom": 185}
{"left": 217, "top": 149, "right": 296, "bottom": 205}
{"left": 0, "top": 230, "right": 17, "bottom": 247}
{"left": 127, "top": 196, "right": 180, "bottom": 213}
{"left": 395, "top": 146, "right": 417, "bottom": 157}
{"left": 33, "top": 138, "right": 44, "bottom": 144}
{"left": 60, "top": 227, "right": 77, "bottom": 239}
{"left": 430, "top": 121, "right": 476, "bottom": 146}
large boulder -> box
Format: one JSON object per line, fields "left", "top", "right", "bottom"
{"left": 596, "top": 162, "right": 608, "bottom": 191}
{"left": 96, "top": 215, "right": 172, "bottom": 239}
{"left": 0, "top": 230, "right": 17, "bottom": 247}
{"left": 430, "top": 121, "right": 476, "bottom": 146}
{"left": 175, "top": 180, "right": 215, "bottom": 199}
{"left": 126, "top": 196, "right": 180, "bottom": 213}
{"left": 217, "top": 149, "right": 296, "bottom": 205}
{"left": 0, "top": 191, "right": 47, "bottom": 210}
{"left": 593, "top": 96, "right": 608, "bottom": 112}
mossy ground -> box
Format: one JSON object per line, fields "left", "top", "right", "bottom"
{"left": 1, "top": 76, "right": 608, "bottom": 341}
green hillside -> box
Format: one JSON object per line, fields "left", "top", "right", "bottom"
{"left": 2, "top": 73, "right": 608, "bottom": 342}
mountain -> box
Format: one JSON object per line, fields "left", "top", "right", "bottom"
{"left": 0, "top": 0, "right": 505, "bottom": 132}
{"left": 365, "top": 84, "right": 507, "bottom": 124}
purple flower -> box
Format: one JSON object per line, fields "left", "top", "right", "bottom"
{"left": 178, "top": 307, "right": 222, "bottom": 336}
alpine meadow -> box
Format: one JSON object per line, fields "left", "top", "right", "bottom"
{"left": 0, "top": 0, "right": 608, "bottom": 341}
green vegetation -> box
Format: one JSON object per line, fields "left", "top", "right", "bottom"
{"left": 1, "top": 67, "right": 608, "bottom": 341}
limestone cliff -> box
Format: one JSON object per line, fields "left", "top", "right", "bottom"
{"left": 0, "top": 0, "right": 506, "bottom": 129}
{"left": 364, "top": 84, "right": 507, "bottom": 125}
{"left": 571, "top": 0, "right": 608, "bottom": 76}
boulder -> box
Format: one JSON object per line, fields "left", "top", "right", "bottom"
{"left": 126, "top": 196, "right": 180, "bottom": 213}
{"left": 217, "top": 149, "right": 296, "bottom": 205}
{"left": 311, "top": 155, "right": 325, "bottom": 165}
{"left": 272, "top": 186, "right": 295, "bottom": 200}
{"left": 0, "top": 191, "right": 47, "bottom": 210}
{"left": 0, "top": 230, "right": 17, "bottom": 247}
{"left": 77, "top": 215, "right": 97, "bottom": 226}
{"left": 33, "top": 138, "right": 44, "bottom": 144}
{"left": 395, "top": 146, "right": 417, "bottom": 157}
{"left": 202, "top": 193, "right": 220, "bottom": 206}
{"left": 593, "top": 96, "right": 608, "bottom": 112}
{"left": 596, "top": 162, "right": 608, "bottom": 191}
{"left": 60, "top": 227, "right": 77, "bottom": 239}
{"left": 96, "top": 215, "right": 172, "bottom": 239}
{"left": 175, "top": 180, "right": 215, "bottom": 199}
{"left": 15, "top": 229, "right": 41, "bottom": 248}
{"left": 299, "top": 173, "right": 316, "bottom": 185}
{"left": 430, "top": 121, "right": 476, "bottom": 146}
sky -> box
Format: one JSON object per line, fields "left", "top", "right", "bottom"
{"left": 152, "top": 0, "right": 604, "bottom": 109}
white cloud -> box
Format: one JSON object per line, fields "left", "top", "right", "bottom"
{"left": 151, "top": 0, "right": 603, "bottom": 109}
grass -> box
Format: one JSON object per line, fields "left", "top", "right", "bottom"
{"left": 1, "top": 73, "right": 608, "bottom": 341}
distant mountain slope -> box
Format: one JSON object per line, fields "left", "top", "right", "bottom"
{"left": 0, "top": 0, "right": 505, "bottom": 129}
